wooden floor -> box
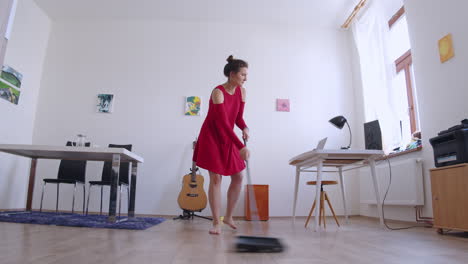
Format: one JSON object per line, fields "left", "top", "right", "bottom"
{"left": 0, "top": 216, "right": 467, "bottom": 264}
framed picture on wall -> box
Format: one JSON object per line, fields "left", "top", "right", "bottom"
{"left": 1, "top": 65, "right": 22, "bottom": 88}
{"left": 185, "top": 96, "right": 201, "bottom": 116}
{"left": 96, "top": 94, "right": 114, "bottom": 113}
{"left": 0, "top": 65, "right": 22, "bottom": 105}
{"left": 0, "top": 78, "right": 20, "bottom": 105}
{"left": 438, "top": 33, "right": 455, "bottom": 63}
{"left": 276, "top": 99, "right": 290, "bottom": 112}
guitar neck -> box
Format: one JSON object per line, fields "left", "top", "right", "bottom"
{"left": 191, "top": 161, "right": 197, "bottom": 182}
{"left": 190, "top": 139, "right": 198, "bottom": 182}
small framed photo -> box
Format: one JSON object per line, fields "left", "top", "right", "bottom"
{"left": 276, "top": 99, "right": 290, "bottom": 112}
{"left": 0, "top": 78, "right": 20, "bottom": 105}
{"left": 96, "top": 94, "right": 114, "bottom": 113}
{"left": 185, "top": 96, "right": 201, "bottom": 116}
{"left": 0, "top": 65, "right": 22, "bottom": 105}
{"left": 1, "top": 65, "right": 23, "bottom": 89}
{"left": 439, "top": 33, "right": 455, "bottom": 63}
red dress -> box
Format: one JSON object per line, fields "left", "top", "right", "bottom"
{"left": 193, "top": 85, "right": 247, "bottom": 176}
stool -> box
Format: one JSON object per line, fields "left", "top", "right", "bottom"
{"left": 305, "top": 180, "right": 340, "bottom": 228}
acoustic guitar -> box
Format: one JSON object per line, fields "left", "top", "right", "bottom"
{"left": 177, "top": 140, "right": 208, "bottom": 212}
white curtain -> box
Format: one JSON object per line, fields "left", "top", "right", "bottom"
{"left": 352, "top": 1, "right": 401, "bottom": 153}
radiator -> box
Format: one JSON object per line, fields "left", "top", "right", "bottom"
{"left": 359, "top": 158, "right": 424, "bottom": 206}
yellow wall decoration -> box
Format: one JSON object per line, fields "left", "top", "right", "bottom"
{"left": 438, "top": 34, "right": 454, "bottom": 63}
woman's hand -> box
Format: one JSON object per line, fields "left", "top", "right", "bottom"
{"left": 242, "top": 127, "right": 250, "bottom": 142}
{"left": 240, "top": 147, "right": 250, "bottom": 160}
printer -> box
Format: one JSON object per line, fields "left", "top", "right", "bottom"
{"left": 430, "top": 119, "right": 468, "bottom": 167}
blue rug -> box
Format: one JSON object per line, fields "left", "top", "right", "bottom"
{"left": 0, "top": 211, "right": 165, "bottom": 230}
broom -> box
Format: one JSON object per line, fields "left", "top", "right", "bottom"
{"left": 234, "top": 140, "right": 285, "bottom": 253}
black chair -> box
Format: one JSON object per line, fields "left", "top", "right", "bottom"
{"left": 40, "top": 141, "right": 90, "bottom": 214}
{"left": 86, "top": 144, "right": 132, "bottom": 217}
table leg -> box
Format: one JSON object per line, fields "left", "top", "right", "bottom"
{"left": 338, "top": 167, "right": 348, "bottom": 223}
{"left": 26, "top": 158, "right": 38, "bottom": 211}
{"left": 108, "top": 154, "right": 120, "bottom": 223}
{"left": 128, "top": 161, "right": 138, "bottom": 219}
{"left": 369, "top": 158, "right": 384, "bottom": 227}
{"left": 292, "top": 166, "right": 300, "bottom": 222}
{"left": 314, "top": 160, "right": 323, "bottom": 231}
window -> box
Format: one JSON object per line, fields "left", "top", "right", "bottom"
{"left": 0, "top": 0, "right": 16, "bottom": 68}
{"left": 352, "top": 2, "right": 418, "bottom": 152}
{"left": 388, "top": 6, "right": 419, "bottom": 146}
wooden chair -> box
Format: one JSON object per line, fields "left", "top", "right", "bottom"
{"left": 305, "top": 180, "right": 340, "bottom": 228}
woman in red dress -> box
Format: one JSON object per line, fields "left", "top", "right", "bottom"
{"left": 193, "top": 55, "right": 250, "bottom": 235}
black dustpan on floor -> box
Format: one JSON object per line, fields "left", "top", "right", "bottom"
{"left": 234, "top": 141, "right": 285, "bottom": 253}
{"left": 235, "top": 235, "right": 284, "bottom": 253}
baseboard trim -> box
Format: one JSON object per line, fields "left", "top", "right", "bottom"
{"left": 0, "top": 209, "right": 363, "bottom": 221}
{"left": 358, "top": 215, "right": 419, "bottom": 224}
{"left": 0, "top": 208, "right": 26, "bottom": 212}
{"left": 0, "top": 208, "right": 172, "bottom": 218}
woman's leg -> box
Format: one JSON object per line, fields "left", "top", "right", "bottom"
{"left": 208, "top": 171, "right": 222, "bottom": 234}
{"left": 224, "top": 172, "right": 243, "bottom": 229}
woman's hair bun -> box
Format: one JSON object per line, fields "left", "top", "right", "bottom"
{"left": 223, "top": 55, "right": 248, "bottom": 77}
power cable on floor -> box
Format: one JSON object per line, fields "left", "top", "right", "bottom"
{"left": 381, "top": 157, "right": 432, "bottom": 230}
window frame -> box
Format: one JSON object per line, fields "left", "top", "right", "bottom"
{"left": 389, "top": 6, "right": 418, "bottom": 134}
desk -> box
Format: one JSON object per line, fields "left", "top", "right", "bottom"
{"left": 0, "top": 144, "right": 144, "bottom": 223}
{"left": 289, "top": 149, "right": 384, "bottom": 231}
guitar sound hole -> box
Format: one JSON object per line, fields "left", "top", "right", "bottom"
{"left": 189, "top": 184, "right": 198, "bottom": 188}
{"left": 187, "top": 194, "right": 199, "bottom": 197}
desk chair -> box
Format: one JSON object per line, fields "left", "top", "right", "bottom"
{"left": 86, "top": 144, "right": 132, "bottom": 217}
{"left": 305, "top": 180, "right": 340, "bottom": 228}
{"left": 39, "top": 141, "right": 90, "bottom": 214}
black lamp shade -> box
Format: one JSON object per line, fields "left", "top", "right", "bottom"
{"left": 329, "top": 115, "right": 347, "bottom": 129}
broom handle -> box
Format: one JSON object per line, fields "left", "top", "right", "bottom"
{"left": 244, "top": 140, "right": 261, "bottom": 223}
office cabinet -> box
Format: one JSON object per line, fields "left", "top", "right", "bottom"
{"left": 430, "top": 163, "right": 468, "bottom": 232}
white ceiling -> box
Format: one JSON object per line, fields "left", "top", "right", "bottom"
{"left": 34, "top": 0, "right": 358, "bottom": 28}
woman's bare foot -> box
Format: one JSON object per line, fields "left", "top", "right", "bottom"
{"left": 209, "top": 224, "right": 221, "bottom": 235}
{"left": 223, "top": 217, "right": 237, "bottom": 230}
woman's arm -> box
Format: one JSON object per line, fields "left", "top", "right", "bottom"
{"left": 236, "top": 87, "right": 249, "bottom": 141}
{"left": 235, "top": 87, "right": 248, "bottom": 130}
{"left": 211, "top": 88, "right": 245, "bottom": 149}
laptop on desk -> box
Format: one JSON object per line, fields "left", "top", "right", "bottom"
{"left": 288, "top": 137, "right": 327, "bottom": 165}
{"left": 315, "top": 137, "right": 327, "bottom": 150}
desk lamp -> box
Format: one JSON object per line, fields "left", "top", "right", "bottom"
{"left": 329, "top": 115, "right": 352, "bottom": 149}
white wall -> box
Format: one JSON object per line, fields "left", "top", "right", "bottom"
{"left": 0, "top": 0, "right": 51, "bottom": 208}
{"left": 359, "top": 151, "right": 424, "bottom": 222}
{"left": 32, "top": 19, "right": 358, "bottom": 217}
{"left": 404, "top": 0, "right": 468, "bottom": 218}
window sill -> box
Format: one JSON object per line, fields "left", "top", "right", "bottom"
{"left": 378, "top": 146, "right": 423, "bottom": 161}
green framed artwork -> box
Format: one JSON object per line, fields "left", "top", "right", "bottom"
{"left": 185, "top": 96, "right": 201, "bottom": 116}
{"left": 0, "top": 65, "right": 22, "bottom": 105}
{"left": 0, "top": 78, "right": 20, "bottom": 105}
{"left": 1, "top": 65, "right": 22, "bottom": 88}
{"left": 96, "top": 94, "right": 114, "bottom": 113}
